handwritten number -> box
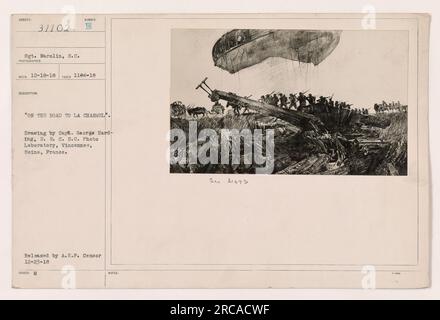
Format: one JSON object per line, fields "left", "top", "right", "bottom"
{"left": 38, "top": 24, "right": 68, "bottom": 32}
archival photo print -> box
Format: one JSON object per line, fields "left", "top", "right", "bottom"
{"left": 170, "top": 29, "right": 408, "bottom": 175}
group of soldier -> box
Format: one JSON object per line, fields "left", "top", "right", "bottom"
{"left": 173, "top": 90, "right": 396, "bottom": 119}
{"left": 173, "top": 93, "right": 405, "bottom": 119}
{"left": 374, "top": 101, "right": 407, "bottom": 114}
{"left": 259, "top": 92, "right": 369, "bottom": 115}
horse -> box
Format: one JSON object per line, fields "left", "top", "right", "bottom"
{"left": 187, "top": 107, "right": 208, "bottom": 118}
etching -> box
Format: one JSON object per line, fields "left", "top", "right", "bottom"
{"left": 171, "top": 29, "right": 408, "bottom": 175}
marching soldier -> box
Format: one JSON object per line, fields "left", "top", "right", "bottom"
{"left": 271, "top": 94, "right": 279, "bottom": 107}
{"left": 265, "top": 94, "right": 272, "bottom": 104}
{"left": 307, "top": 93, "right": 316, "bottom": 106}
{"left": 297, "top": 92, "right": 308, "bottom": 111}
{"left": 316, "top": 96, "right": 326, "bottom": 112}
{"left": 374, "top": 103, "right": 380, "bottom": 113}
{"left": 318, "top": 96, "right": 328, "bottom": 105}
{"left": 288, "top": 93, "right": 297, "bottom": 110}
{"left": 279, "top": 93, "right": 288, "bottom": 109}
{"left": 328, "top": 98, "right": 335, "bottom": 108}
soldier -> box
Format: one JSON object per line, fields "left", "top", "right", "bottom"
{"left": 265, "top": 94, "right": 271, "bottom": 104}
{"left": 374, "top": 103, "right": 380, "bottom": 114}
{"left": 272, "top": 93, "right": 279, "bottom": 107}
{"left": 279, "top": 93, "right": 288, "bottom": 109}
{"left": 328, "top": 98, "right": 335, "bottom": 108}
{"left": 307, "top": 93, "right": 316, "bottom": 106}
{"left": 320, "top": 96, "right": 330, "bottom": 113}
{"left": 288, "top": 93, "right": 297, "bottom": 110}
{"left": 297, "top": 92, "right": 308, "bottom": 111}
{"left": 318, "top": 96, "right": 328, "bottom": 105}
{"left": 266, "top": 94, "right": 273, "bottom": 105}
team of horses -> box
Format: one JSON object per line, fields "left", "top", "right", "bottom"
{"left": 171, "top": 101, "right": 226, "bottom": 118}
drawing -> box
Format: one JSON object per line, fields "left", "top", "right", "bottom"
{"left": 212, "top": 30, "right": 342, "bottom": 73}
{"left": 170, "top": 29, "right": 408, "bottom": 175}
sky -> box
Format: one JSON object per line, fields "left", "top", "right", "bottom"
{"left": 171, "top": 29, "right": 409, "bottom": 110}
